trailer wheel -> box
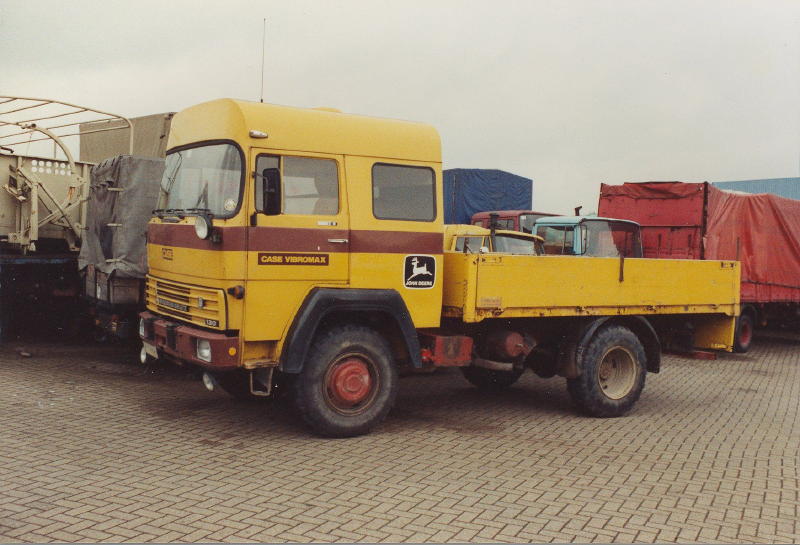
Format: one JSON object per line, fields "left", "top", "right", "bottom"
{"left": 461, "top": 366, "right": 523, "bottom": 391}
{"left": 294, "top": 325, "right": 397, "bottom": 437}
{"left": 567, "top": 325, "right": 646, "bottom": 417}
{"left": 733, "top": 313, "right": 754, "bottom": 353}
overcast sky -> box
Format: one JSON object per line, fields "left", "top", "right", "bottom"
{"left": 2, "top": 0, "right": 799, "bottom": 213}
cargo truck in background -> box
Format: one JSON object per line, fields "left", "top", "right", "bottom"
{"left": 78, "top": 111, "right": 173, "bottom": 341}
{"left": 139, "top": 98, "right": 740, "bottom": 437}
{"left": 0, "top": 96, "right": 172, "bottom": 343}
{"left": 599, "top": 181, "right": 800, "bottom": 352}
{"left": 444, "top": 169, "right": 533, "bottom": 224}
{"left": 471, "top": 210, "right": 644, "bottom": 258}
{"left": 79, "top": 155, "right": 165, "bottom": 340}
{"left": 0, "top": 97, "right": 133, "bottom": 341}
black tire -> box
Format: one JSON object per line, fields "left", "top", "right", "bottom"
{"left": 567, "top": 325, "right": 646, "bottom": 417}
{"left": 461, "top": 366, "right": 523, "bottom": 391}
{"left": 293, "top": 325, "right": 398, "bottom": 437}
{"left": 733, "top": 313, "right": 754, "bottom": 353}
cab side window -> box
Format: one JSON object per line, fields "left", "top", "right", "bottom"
{"left": 372, "top": 164, "right": 435, "bottom": 221}
{"left": 454, "top": 236, "right": 485, "bottom": 253}
{"left": 536, "top": 225, "right": 575, "bottom": 255}
{"left": 284, "top": 157, "right": 338, "bottom": 215}
{"left": 497, "top": 219, "right": 514, "bottom": 230}
{"left": 255, "top": 155, "right": 339, "bottom": 215}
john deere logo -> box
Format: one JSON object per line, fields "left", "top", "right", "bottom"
{"left": 404, "top": 255, "right": 435, "bottom": 289}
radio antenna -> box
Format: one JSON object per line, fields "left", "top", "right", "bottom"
{"left": 260, "top": 18, "right": 267, "bottom": 103}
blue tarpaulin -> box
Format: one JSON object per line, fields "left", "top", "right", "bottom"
{"left": 442, "top": 168, "right": 533, "bottom": 224}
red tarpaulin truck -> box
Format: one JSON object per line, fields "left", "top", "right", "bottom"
{"left": 598, "top": 181, "right": 800, "bottom": 353}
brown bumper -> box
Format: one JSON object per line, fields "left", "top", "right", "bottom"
{"left": 139, "top": 311, "right": 239, "bottom": 370}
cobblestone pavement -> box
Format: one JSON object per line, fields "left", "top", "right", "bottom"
{"left": 1, "top": 331, "right": 799, "bottom": 544}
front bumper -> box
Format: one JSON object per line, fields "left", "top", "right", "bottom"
{"left": 139, "top": 311, "right": 239, "bottom": 370}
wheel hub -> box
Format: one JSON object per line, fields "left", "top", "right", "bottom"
{"left": 597, "top": 347, "right": 637, "bottom": 400}
{"left": 329, "top": 357, "right": 372, "bottom": 407}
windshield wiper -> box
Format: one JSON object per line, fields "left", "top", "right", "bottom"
{"left": 152, "top": 208, "right": 213, "bottom": 219}
{"left": 161, "top": 152, "right": 183, "bottom": 196}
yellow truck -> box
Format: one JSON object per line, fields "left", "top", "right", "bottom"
{"left": 139, "top": 98, "right": 740, "bottom": 437}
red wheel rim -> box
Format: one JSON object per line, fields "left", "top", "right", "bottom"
{"left": 327, "top": 356, "right": 373, "bottom": 409}
{"left": 739, "top": 319, "right": 753, "bottom": 347}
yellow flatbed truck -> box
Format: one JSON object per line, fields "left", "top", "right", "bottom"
{"left": 139, "top": 99, "right": 740, "bottom": 437}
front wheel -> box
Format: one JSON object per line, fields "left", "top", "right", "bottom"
{"left": 294, "top": 325, "right": 398, "bottom": 437}
{"left": 567, "top": 325, "right": 646, "bottom": 417}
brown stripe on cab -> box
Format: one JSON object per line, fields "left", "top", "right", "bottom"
{"left": 148, "top": 223, "right": 443, "bottom": 254}
{"left": 349, "top": 230, "right": 443, "bottom": 254}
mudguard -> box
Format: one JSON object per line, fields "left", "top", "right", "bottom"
{"left": 279, "top": 287, "right": 422, "bottom": 373}
{"left": 564, "top": 316, "right": 661, "bottom": 378}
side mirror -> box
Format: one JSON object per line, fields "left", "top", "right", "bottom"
{"left": 262, "top": 167, "right": 281, "bottom": 216}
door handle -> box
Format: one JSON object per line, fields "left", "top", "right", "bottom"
{"left": 327, "top": 238, "right": 348, "bottom": 244}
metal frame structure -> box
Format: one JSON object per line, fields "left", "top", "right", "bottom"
{"left": 0, "top": 96, "right": 133, "bottom": 251}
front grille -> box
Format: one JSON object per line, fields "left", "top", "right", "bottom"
{"left": 146, "top": 276, "right": 226, "bottom": 330}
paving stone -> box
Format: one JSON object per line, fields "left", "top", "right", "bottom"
{"left": 1, "top": 333, "right": 799, "bottom": 543}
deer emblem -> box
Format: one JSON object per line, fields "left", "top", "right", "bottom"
{"left": 408, "top": 257, "right": 433, "bottom": 280}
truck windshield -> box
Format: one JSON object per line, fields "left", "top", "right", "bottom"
{"left": 159, "top": 143, "right": 243, "bottom": 218}
{"left": 580, "top": 221, "right": 642, "bottom": 258}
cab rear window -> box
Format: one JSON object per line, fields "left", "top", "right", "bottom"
{"left": 372, "top": 164, "right": 435, "bottom": 221}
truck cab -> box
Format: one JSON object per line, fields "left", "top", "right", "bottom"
{"left": 444, "top": 224, "right": 544, "bottom": 255}
{"left": 534, "top": 216, "right": 643, "bottom": 258}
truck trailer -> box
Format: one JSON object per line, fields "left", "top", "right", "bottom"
{"left": 598, "top": 181, "right": 800, "bottom": 352}
{"left": 443, "top": 169, "right": 533, "bottom": 224}
{"left": 0, "top": 97, "right": 132, "bottom": 341}
{"left": 138, "top": 99, "right": 740, "bottom": 437}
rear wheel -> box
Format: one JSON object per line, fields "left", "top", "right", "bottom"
{"left": 461, "top": 366, "right": 523, "bottom": 391}
{"left": 567, "top": 325, "right": 646, "bottom": 417}
{"left": 733, "top": 313, "right": 754, "bottom": 353}
{"left": 294, "top": 326, "right": 397, "bottom": 437}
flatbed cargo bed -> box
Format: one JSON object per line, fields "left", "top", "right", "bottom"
{"left": 443, "top": 252, "right": 740, "bottom": 350}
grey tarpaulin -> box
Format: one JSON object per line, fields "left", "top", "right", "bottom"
{"left": 78, "top": 155, "right": 164, "bottom": 277}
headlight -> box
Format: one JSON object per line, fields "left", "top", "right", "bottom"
{"left": 194, "top": 215, "right": 211, "bottom": 240}
{"left": 197, "top": 339, "right": 212, "bottom": 362}
{"left": 138, "top": 318, "right": 146, "bottom": 338}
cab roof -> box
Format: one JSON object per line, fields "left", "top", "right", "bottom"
{"left": 534, "top": 215, "right": 641, "bottom": 226}
{"left": 444, "top": 224, "right": 543, "bottom": 249}
{"left": 167, "top": 98, "right": 441, "bottom": 163}
{"left": 472, "top": 210, "right": 556, "bottom": 218}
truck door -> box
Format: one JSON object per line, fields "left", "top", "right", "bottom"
{"left": 244, "top": 151, "right": 349, "bottom": 341}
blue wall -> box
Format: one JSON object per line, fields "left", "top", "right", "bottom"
{"left": 712, "top": 178, "right": 800, "bottom": 200}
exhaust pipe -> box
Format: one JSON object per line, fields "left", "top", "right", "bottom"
{"left": 471, "top": 357, "right": 515, "bottom": 372}
{"left": 202, "top": 372, "right": 218, "bottom": 392}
